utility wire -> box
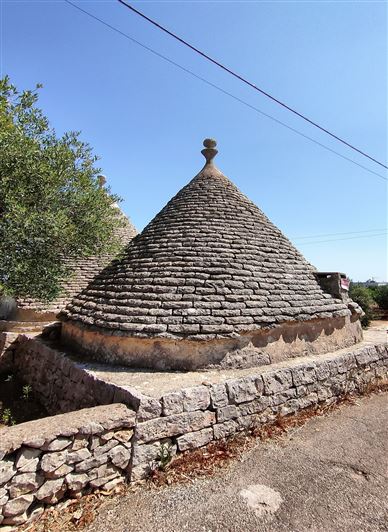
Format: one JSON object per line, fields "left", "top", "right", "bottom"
{"left": 64, "top": 0, "right": 387, "bottom": 182}
{"left": 292, "top": 228, "right": 387, "bottom": 240}
{"left": 118, "top": 0, "right": 388, "bottom": 171}
{"left": 296, "top": 231, "right": 387, "bottom": 246}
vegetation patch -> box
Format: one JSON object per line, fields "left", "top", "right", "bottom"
{"left": 0, "top": 373, "right": 47, "bottom": 428}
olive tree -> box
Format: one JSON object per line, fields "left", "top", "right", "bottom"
{"left": 0, "top": 76, "right": 124, "bottom": 301}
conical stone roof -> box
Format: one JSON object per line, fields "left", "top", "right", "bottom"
{"left": 17, "top": 207, "right": 137, "bottom": 317}
{"left": 61, "top": 139, "right": 351, "bottom": 341}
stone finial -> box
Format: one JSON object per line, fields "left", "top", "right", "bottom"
{"left": 97, "top": 175, "right": 107, "bottom": 188}
{"left": 201, "top": 138, "right": 218, "bottom": 165}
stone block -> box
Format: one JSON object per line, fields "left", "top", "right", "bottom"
{"left": 65, "top": 472, "right": 90, "bottom": 491}
{"left": 291, "top": 365, "right": 316, "bottom": 386}
{"left": 314, "top": 361, "right": 330, "bottom": 381}
{"left": 182, "top": 386, "right": 210, "bottom": 412}
{"left": 209, "top": 384, "right": 229, "bottom": 408}
{"left": 176, "top": 428, "right": 214, "bottom": 451}
{"left": 109, "top": 445, "right": 131, "bottom": 469}
{"left": 8, "top": 472, "right": 44, "bottom": 498}
{"left": 40, "top": 452, "right": 67, "bottom": 475}
{"left": 262, "top": 370, "right": 293, "bottom": 394}
{"left": 0, "top": 461, "right": 16, "bottom": 486}
{"left": 238, "top": 396, "right": 271, "bottom": 417}
{"left": 41, "top": 437, "right": 72, "bottom": 452}
{"left": 2, "top": 511, "right": 29, "bottom": 526}
{"left": 94, "top": 439, "right": 118, "bottom": 457}
{"left": 75, "top": 454, "right": 109, "bottom": 473}
{"left": 213, "top": 421, "right": 238, "bottom": 440}
{"left": 217, "top": 405, "right": 239, "bottom": 423}
{"left": 162, "top": 392, "right": 184, "bottom": 416}
{"left": 226, "top": 377, "right": 259, "bottom": 404}
{"left": 272, "top": 389, "right": 297, "bottom": 406}
{"left": 15, "top": 447, "right": 41, "bottom": 473}
{"left": 66, "top": 448, "right": 91, "bottom": 464}
{"left": 114, "top": 429, "right": 134, "bottom": 443}
{"left": 136, "top": 410, "right": 216, "bottom": 444}
{"left": 3, "top": 493, "right": 34, "bottom": 517}
{"left": 36, "top": 478, "right": 65, "bottom": 504}
{"left": 137, "top": 396, "right": 162, "bottom": 422}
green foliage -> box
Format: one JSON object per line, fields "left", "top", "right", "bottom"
{"left": 1, "top": 408, "right": 15, "bottom": 426}
{"left": 157, "top": 442, "right": 173, "bottom": 470}
{"left": 372, "top": 285, "right": 388, "bottom": 311}
{"left": 349, "top": 284, "right": 375, "bottom": 327}
{"left": 0, "top": 76, "right": 124, "bottom": 300}
{"left": 22, "top": 384, "right": 32, "bottom": 400}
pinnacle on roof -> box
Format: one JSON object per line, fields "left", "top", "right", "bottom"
{"left": 61, "top": 138, "right": 352, "bottom": 342}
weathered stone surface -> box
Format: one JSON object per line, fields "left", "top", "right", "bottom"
{"left": 136, "top": 410, "right": 216, "bottom": 444}
{"left": 8, "top": 472, "right": 44, "bottom": 498}
{"left": 213, "top": 421, "right": 238, "bottom": 440}
{"left": 217, "top": 405, "right": 239, "bottom": 423}
{"left": 71, "top": 436, "right": 89, "bottom": 451}
{"left": 114, "top": 429, "right": 133, "bottom": 443}
{"left": 109, "top": 445, "right": 131, "bottom": 469}
{"left": 292, "top": 365, "right": 316, "bottom": 386}
{"left": 137, "top": 396, "right": 162, "bottom": 422}
{"left": 66, "top": 448, "right": 91, "bottom": 464}
{"left": 162, "top": 392, "right": 184, "bottom": 416}
{"left": 238, "top": 396, "right": 271, "bottom": 417}
{"left": 262, "top": 370, "right": 293, "bottom": 394}
{"left": 209, "top": 384, "right": 229, "bottom": 408}
{"left": 15, "top": 448, "right": 41, "bottom": 473}
{"left": 2, "top": 511, "right": 29, "bottom": 526}
{"left": 36, "top": 478, "right": 65, "bottom": 503}
{"left": 75, "top": 454, "right": 108, "bottom": 473}
{"left": 41, "top": 437, "right": 72, "bottom": 452}
{"left": 94, "top": 439, "right": 118, "bottom": 457}
{"left": 40, "top": 452, "right": 67, "bottom": 474}
{"left": 176, "top": 428, "right": 214, "bottom": 451}
{"left": 3, "top": 493, "right": 34, "bottom": 517}
{"left": 0, "top": 461, "right": 16, "bottom": 485}
{"left": 182, "top": 386, "right": 210, "bottom": 412}
{"left": 65, "top": 472, "right": 90, "bottom": 491}
{"left": 226, "top": 377, "right": 258, "bottom": 404}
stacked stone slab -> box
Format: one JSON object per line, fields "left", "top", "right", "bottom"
{"left": 16, "top": 207, "right": 137, "bottom": 317}
{"left": 60, "top": 139, "right": 362, "bottom": 369}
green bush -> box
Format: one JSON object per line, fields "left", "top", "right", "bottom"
{"left": 373, "top": 285, "right": 388, "bottom": 311}
{"left": 349, "top": 284, "right": 375, "bottom": 327}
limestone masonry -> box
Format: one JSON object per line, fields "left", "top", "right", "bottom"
{"left": 60, "top": 139, "right": 362, "bottom": 369}
{"left": 0, "top": 330, "right": 387, "bottom": 526}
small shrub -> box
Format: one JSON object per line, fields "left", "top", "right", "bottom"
{"left": 22, "top": 384, "right": 32, "bottom": 400}
{"left": 349, "top": 284, "right": 375, "bottom": 327}
{"left": 373, "top": 285, "right": 388, "bottom": 311}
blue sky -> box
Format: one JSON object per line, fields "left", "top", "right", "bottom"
{"left": 2, "top": 0, "right": 387, "bottom": 281}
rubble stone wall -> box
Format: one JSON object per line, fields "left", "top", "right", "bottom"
{"left": 0, "top": 404, "right": 135, "bottom": 527}
{"left": 1, "top": 338, "right": 387, "bottom": 527}
{"left": 131, "top": 342, "right": 388, "bottom": 480}
{"left": 10, "top": 337, "right": 158, "bottom": 419}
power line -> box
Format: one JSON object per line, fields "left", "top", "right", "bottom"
{"left": 64, "top": 0, "right": 387, "bottom": 182}
{"left": 296, "top": 232, "right": 387, "bottom": 246}
{"left": 292, "top": 228, "right": 387, "bottom": 240}
{"left": 118, "top": 0, "right": 388, "bottom": 171}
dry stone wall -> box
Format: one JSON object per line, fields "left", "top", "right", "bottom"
{"left": 0, "top": 337, "right": 387, "bottom": 527}
{"left": 0, "top": 404, "right": 135, "bottom": 527}
{"left": 131, "top": 342, "right": 388, "bottom": 479}
{"left": 11, "top": 336, "right": 159, "bottom": 420}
